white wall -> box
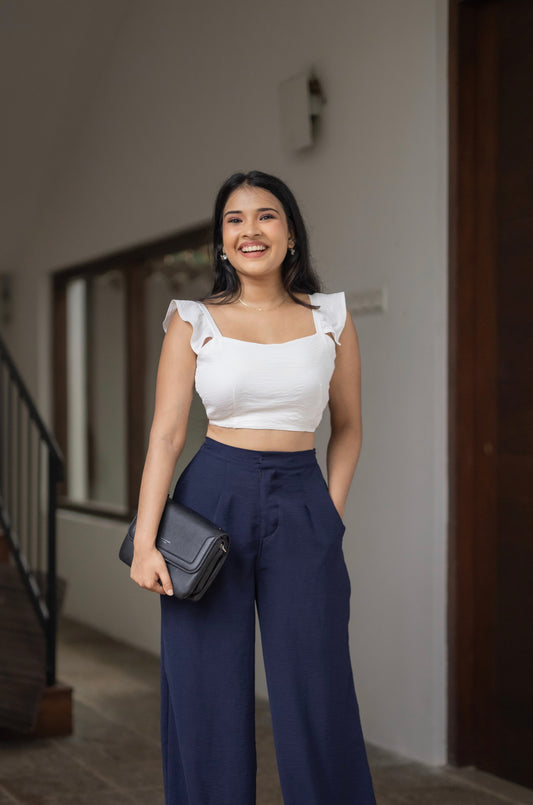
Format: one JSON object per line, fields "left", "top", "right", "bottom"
{"left": 13, "top": 0, "right": 448, "bottom": 764}
{"left": 0, "top": 0, "right": 130, "bottom": 395}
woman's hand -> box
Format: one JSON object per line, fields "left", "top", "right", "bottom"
{"left": 332, "top": 500, "right": 345, "bottom": 521}
{"left": 130, "top": 546, "right": 174, "bottom": 596}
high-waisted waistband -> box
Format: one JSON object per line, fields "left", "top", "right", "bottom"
{"left": 201, "top": 436, "right": 317, "bottom": 470}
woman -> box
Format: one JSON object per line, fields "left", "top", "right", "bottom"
{"left": 130, "top": 171, "right": 377, "bottom": 805}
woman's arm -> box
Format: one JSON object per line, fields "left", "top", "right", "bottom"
{"left": 326, "top": 309, "right": 362, "bottom": 520}
{"left": 129, "top": 309, "right": 196, "bottom": 595}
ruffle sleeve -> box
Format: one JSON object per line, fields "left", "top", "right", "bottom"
{"left": 315, "top": 291, "right": 348, "bottom": 346}
{"left": 162, "top": 299, "right": 215, "bottom": 354}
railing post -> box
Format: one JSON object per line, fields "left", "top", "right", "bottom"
{"left": 46, "top": 450, "right": 58, "bottom": 687}
{"left": 1, "top": 333, "right": 64, "bottom": 692}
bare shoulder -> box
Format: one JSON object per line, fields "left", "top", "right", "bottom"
{"left": 338, "top": 299, "right": 359, "bottom": 347}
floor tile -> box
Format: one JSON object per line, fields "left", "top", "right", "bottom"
{"left": 0, "top": 754, "right": 113, "bottom": 804}
{"left": 382, "top": 786, "right": 512, "bottom": 804}
{"left": 127, "top": 788, "right": 165, "bottom": 805}
{"left": 444, "top": 767, "right": 533, "bottom": 805}
{"left": 28, "top": 794, "right": 134, "bottom": 805}
{"left": 56, "top": 700, "right": 160, "bottom": 768}
{"left": 1, "top": 616, "right": 531, "bottom": 805}
{"left": 371, "top": 762, "right": 458, "bottom": 791}
{"left": 0, "top": 785, "right": 20, "bottom": 803}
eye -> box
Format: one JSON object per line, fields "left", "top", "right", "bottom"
{"left": 260, "top": 213, "right": 275, "bottom": 220}
{"left": 226, "top": 217, "right": 242, "bottom": 224}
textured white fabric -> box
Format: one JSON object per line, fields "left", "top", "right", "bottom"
{"left": 162, "top": 291, "right": 347, "bottom": 432}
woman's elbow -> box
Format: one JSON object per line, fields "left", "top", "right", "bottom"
{"left": 149, "top": 423, "right": 187, "bottom": 457}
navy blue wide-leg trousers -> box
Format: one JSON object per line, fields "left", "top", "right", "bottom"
{"left": 160, "top": 436, "right": 377, "bottom": 805}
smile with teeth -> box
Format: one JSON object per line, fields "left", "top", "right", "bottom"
{"left": 240, "top": 245, "right": 267, "bottom": 253}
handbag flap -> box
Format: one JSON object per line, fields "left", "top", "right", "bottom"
{"left": 127, "top": 498, "right": 227, "bottom": 574}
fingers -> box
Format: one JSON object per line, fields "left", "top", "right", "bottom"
{"left": 157, "top": 563, "right": 174, "bottom": 597}
{"left": 130, "top": 550, "right": 174, "bottom": 596}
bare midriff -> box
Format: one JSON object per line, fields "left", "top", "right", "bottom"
{"left": 205, "top": 423, "right": 315, "bottom": 452}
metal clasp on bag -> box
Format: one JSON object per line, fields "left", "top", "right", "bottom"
{"left": 220, "top": 542, "right": 227, "bottom": 553}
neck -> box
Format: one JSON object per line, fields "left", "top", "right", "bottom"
{"left": 238, "top": 281, "right": 287, "bottom": 307}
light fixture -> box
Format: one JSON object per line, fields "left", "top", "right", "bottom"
{"left": 278, "top": 71, "right": 326, "bottom": 151}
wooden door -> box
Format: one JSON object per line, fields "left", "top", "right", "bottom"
{"left": 449, "top": 0, "right": 533, "bottom": 788}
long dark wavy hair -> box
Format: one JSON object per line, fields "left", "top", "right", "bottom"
{"left": 199, "top": 171, "right": 323, "bottom": 310}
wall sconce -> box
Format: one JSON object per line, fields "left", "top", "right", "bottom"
{"left": 278, "top": 71, "right": 326, "bottom": 152}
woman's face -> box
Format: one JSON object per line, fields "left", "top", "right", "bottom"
{"left": 221, "top": 185, "right": 294, "bottom": 281}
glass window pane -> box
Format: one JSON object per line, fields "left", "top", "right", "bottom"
{"left": 65, "top": 270, "right": 127, "bottom": 510}
{"left": 88, "top": 270, "right": 127, "bottom": 508}
{"left": 65, "top": 278, "right": 89, "bottom": 502}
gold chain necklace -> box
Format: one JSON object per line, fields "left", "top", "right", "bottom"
{"left": 238, "top": 295, "right": 288, "bottom": 312}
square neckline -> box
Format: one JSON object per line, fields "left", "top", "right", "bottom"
{"left": 198, "top": 293, "right": 321, "bottom": 347}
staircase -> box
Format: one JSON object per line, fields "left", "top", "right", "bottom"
{"left": 0, "top": 332, "right": 72, "bottom": 737}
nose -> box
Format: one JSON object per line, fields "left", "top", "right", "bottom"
{"left": 243, "top": 219, "right": 262, "bottom": 238}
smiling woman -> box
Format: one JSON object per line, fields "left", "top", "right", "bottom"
{"left": 128, "top": 170, "right": 376, "bottom": 805}
{"left": 221, "top": 191, "right": 295, "bottom": 283}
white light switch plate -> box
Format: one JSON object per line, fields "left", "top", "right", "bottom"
{"left": 346, "top": 287, "right": 387, "bottom": 315}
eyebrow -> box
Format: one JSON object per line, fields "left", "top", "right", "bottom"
{"left": 223, "top": 207, "right": 280, "bottom": 217}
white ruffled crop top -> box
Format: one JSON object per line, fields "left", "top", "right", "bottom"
{"left": 162, "top": 291, "right": 347, "bottom": 432}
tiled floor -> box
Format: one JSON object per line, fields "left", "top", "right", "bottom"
{"left": 0, "top": 618, "right": 532, "bottom": 804}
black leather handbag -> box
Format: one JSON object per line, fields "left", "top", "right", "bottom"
{"left": 119, "top": 496, "right": 230, "bottom": 601}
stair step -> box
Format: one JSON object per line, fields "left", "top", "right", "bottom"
{"left": 0, "top": 683, "right": 73, "bottom": 739}
{"left": 0, "top": 565, "right": 70, "bottom": 734}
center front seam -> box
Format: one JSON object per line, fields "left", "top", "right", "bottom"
{"left": 258, "top": 464, "right": 281, "bottom": 548}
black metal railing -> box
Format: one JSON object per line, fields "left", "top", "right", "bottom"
{"left": 0, "top": 331, "right": 64, "bottom": 686}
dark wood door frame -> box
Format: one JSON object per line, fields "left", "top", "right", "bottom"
{"left": 447, "top": 0, "right": 500, "bottom": 766}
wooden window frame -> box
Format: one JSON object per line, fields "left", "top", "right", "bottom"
{"left": 52, "top": 222, "right": 211, "bottom": 522}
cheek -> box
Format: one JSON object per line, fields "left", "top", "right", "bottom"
{"left": 270, "top": 222, "right": 289, "bottom": 244}
{"left": 222, "top": 226, "right": 238, "bottom": 248}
